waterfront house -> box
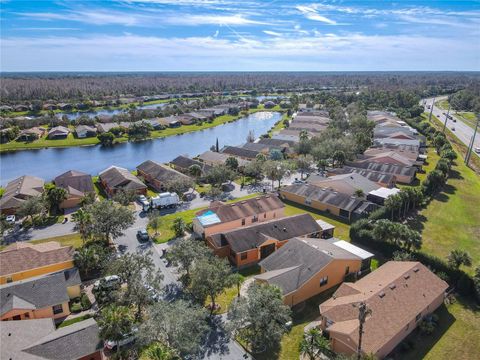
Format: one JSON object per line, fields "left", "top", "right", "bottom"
{"left": 255, "top": 237, "right": 373, "bottom": 306}
{"left": 137, "top": 160, "right": 191, "bottom": 192}
{"left": 54, "top": 170, "right": 95, "bottom": 209}
{"left": 99, "top": 165, "right": 147, "bottom": 197}
{"left": 307, "top": 173, "right": 381, "bottom": 196}
{"left": 170, "top": 155, "right": 212, "bottom": 175}
{"left": 47, "top": 126, "right": 70, "bottom": 139}
{"left": 75, "top": 125, "right": 97, "bottom": 138}
{"left": 18, "top": 127, "right": 46, "bottom": 141}
{"left": 198, "top": 151, "right": 251, "bottom": 167}
{"left": 0, "top": 175, "right": 45, "bottom": 215}
{"left": 206, "top": 214, "right": 333, "bottom": 268}
{"left": 193, "top": 195, "right": 285, "bottom": 238}
{"left": 318, "top": 261, "right": 448, "bottom": 359}
{"left": 221, "top": 145, "right": 259, "bottom": 160}
{"left": 0, "top": 241, "right": 75, "bottom": 285}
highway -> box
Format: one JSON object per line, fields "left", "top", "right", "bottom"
{"left": 422, "top": 96, "right": 479, "bottom": 159}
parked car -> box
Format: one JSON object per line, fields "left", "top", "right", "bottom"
{"left": 451, "top": 127, "right": 455, "bottom": 131}
{"left": 475, "top": 147, "right": 480, "bottom": 154}
{"left": 138, "top": 195, "right": 150, "bottom": 208}
{"left": 144, "top": 284, "right": 160, "bottom": 302}
{"left": 5, "top": 215, "right": 15, "bottom": 224}
{"left": 93, "top": 275, "right": 121, "bottom": 291}
{"left": 105, "top": 328, "right": 138, "bottom": 350}
{"left": 137, "top": 229, "right": 150, "bottom": 242}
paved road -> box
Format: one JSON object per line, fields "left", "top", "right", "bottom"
{"left": 3, "top": 221, "right": 76, "bottom": 244}
{"left": 422, "top": 96, "right": 479, "bottom": 158}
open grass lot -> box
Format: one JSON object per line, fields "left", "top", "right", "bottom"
{"left": 456, "top": 111, "right": 478, "bottom": 130}
{"left": 30, "top": 233, "right": 83, "bottom": 248}
{"left": 435, "top": 99, "right": 449, "bottom": 110}
{"left": 282, "top": 200, "right": 351, "bottom": 241}
{"left": 403, "top": 297, "right": 480, "bottom": 360}
{"left": 0, "top": 107, "right": 282, "bottom": 152}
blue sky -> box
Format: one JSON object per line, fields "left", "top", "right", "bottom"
{"left": 1, "top": 0, "right": 479, "bottom": 71}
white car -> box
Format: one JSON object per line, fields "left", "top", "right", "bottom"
{"left": 105, "top": 328, "right": 138, "bottom": 350}
{"left": 5, "top": 215, "right": 15, "bottom": 224}
{"left": 93, "top": 275, "right": 121, "bottom": 290}
{"left": 138, "top": 195, "right": 150, "bottom": 207}
{"left": 475, "top": 147, "right": 480, "bottom": 154}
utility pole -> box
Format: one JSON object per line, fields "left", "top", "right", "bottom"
{"left": 355, "top": 301, "right": 372, "bottom": 360}
{"left": 442, "top": 103, "right": 451, "bottom": 134}
{"left": 428, "top": 97, "right": 435, "bottom": 123}
{"left": 465, "top": 116, "right": 479, "bottom": 166}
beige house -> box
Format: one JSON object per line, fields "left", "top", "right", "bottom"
{"left": 318, "top": 261, "right": 448, "bottom": 359}
{"left": 54, "top": 170, "right": 95, "bottom": 209}
{"left": 0, "top": 175, "right": 45, "bottom": 215}
{"left": 1, "top": 270, "right": 81, "bottom": 321}
{"left": 255, "top": 238, "right": 373, "bottom": 307}
{"left": 193, "top": 195, "right": 285, "bottom": 238}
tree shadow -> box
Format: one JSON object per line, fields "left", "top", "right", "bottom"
{"left": 390, "top": 303, "right": 456, "bottom": 360}
{"left": 197, "top": 315, "right": 232, "bottom": 359}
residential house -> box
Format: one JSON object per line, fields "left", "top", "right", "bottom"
{"left": 48, "top": 126, "right": 70, "bottom": 139}
{"left": 327, "top": 167, "right": 396, "bottom": 188}
{"left": 175, "top": 114, "right": 196, "bottom": 125}
{"left": 258, "top": 137, "right": 296, "bottom": 153}
{"left": 157, "top": 117, "right": 181, "bottom": 128}
{"left": 57, "top": 103, "right": 73, "bottom": 111}
{"left": 137, "top": 160, "right": 191, "bottom": 192}
{"left": 198, "top": 151, "right": 251, "bottom": 167}
{"left": 344, "top": 161, "right": 417, "bottom": 184}
{"left": 255, "top": 237, "right": 373, "bottom": 306}
{"left": 14, "top": 104, "right": 30, "bottom": 112}
{"left": 193, "top": 195, "right": 285, "bottom": 238}
{"left": 18, "top": 127, "right": 46, "bottom": 141}
{"left": 96, "top": 122, "right": 126, "bottom": 133}
{"left": 0, "top": 175, "right": 45, "bottom": 215}
{"left": 0, "top": 241, "right": 75, "bottom": 284}
{"left": 170, "top": 155, "right": 212, "bottom": 175}
{"left": 98, "top": 165, "right": 147, "bottom": 197}
{"left": 356, "top": 151, "right": 418, "bottom": 167}
{"left": 307, "top": 173, "right": 381, "bottom": 197}
{"left": 280, "top": 183, "right": 375, "bottom": 221}
{"left": 289, "top": 122, "right": 329, "bottom": 134}
{"left": 1, "top": 269, "right": 81, "bottom": 321}
{"left": 221, "top": 146, "right": 259, "bottom": 160}
{"left": 75, "top": 125, "right": 97, "bottom": 138}
{"left": 140, "top": 118, "right": 164, "bottom": 130}
{"left": 318, "top": 261, "right": 448, "bottom": 359}
{"left": 367, "top": 187, "right": 401, "bottom": 205}
{"left": 1, "top": 318, "right": 103, "bottom": 360}
{"left": 207, "top": 214, "right": 334, "bottom": 268}
{"left": 188, "top": 112, "right": 208, "bottom": 121}
{"left": 54, "top": 170, "right": 95, "bottom": 209}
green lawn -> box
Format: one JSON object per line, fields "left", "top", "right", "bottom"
{"left": 435, "top": 99, "right": 449, "bottom": 110}
{"left": 267, "top": 113, "right": 290, "bottom": 137}
{"left": 0, "top": 108, "right": 281, "bottom": 152}
{"left": 283, "top": 200, "right": 351, "bottom": 241}
{"left": 403, "top": 297, "right": 480, "bottom": 360}
{"left": 57, "top": 314, "right": 93, "bottom": 328}
{"left": 456, "top": 111, "right": 478, "bottom": 130}
{"left": 31, "top": 233, "right": 84, "bottom": 248}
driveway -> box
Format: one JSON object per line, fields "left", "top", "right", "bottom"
{"left": 3, "top": 221, "right": 76, "bottom": 244}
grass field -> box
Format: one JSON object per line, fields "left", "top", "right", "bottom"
{"left": 0, "top": 107, "right": 283, "bottom": 152}
{"left": 456, "top": 111, "right": 478, "bottom": 130}
{"left": 58, "top": 314, "right": 93, "bottom": 328}
{"left": 21, "top": 233, "right": 84, "bottom": 249}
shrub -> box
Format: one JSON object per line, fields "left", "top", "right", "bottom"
{"left": 80, "top": 293, "right": 92, "bottom": 310}
{"left": 70, "top": 302, "right": 83, "bottom": 313}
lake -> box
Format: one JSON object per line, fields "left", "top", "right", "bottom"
{"left": 0, "top": 111, "right": 282, "bottom": 185}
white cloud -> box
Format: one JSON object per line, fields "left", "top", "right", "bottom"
{"left": 263, "top": 30, "right": 282, "bottom": 37}
{"left": 164, "top": 13, "right": 269, "bottom": 26}
{"left": 296, "top": 5, "right": 337, "bottom": 25}
{"left": 1, "top": 32, "right": 477, "bottom": 71}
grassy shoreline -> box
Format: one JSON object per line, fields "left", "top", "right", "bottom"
{"left": 0, "top": 107, "right": 285, "bottom": 153}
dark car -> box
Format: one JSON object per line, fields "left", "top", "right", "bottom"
{"left": 136, "top": 229, "right": 150, "bottom": 242}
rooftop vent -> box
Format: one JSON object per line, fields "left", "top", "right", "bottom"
{"left": 379, "top": 292, "right": 385, "bottom": 298}
{"left": 283, "top": 227, "right": 287, "bottom": 232}
{"left": 404, "top": 274, "right": 410, "bottom": 280}
{"left": 241, "top": 201, "right": 247, "bottom": 204}
{"left": 389, "top": 284, "right": 396, "bottom": 290}
{"left": 413, "top": 268, "right": 419, "bottom": 273}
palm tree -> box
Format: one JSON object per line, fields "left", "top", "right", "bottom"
{"left": 72, "top": 208, "right": 92, "bottom": 244}
{"left": 447, "top": 249, "right": 472, "bottom": 269}
{"left": 354, "top": 189, "right": 365, "bottom": 198}
{"left": 332, "top": 150, "right": 346, "bottom": 168}
{"left": 188, "top": 164, "right": 202, "bottom": 180}
{"left": 299, "top": 130, "right": 309, "bottom": 142}
{"left": 230, "top": 273, "right": 244, "bottom": 298}
{"left": 299, "top": 328, "right": 331, "bottom": 360}
{"left": 172, "top": 218, "right": 187, "bottom": 238}
{"left": 384, "top": 194, "right": 401, "bottom": 221}
{"left": 98, "top": 305, "right": 134, "bottom": 353}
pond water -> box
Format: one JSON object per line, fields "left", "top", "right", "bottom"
{"left": 0, "top": 111, "right": 282, "bottom": 185}
{"left": 60, "top": 102, "right": 169, "bottom": 120}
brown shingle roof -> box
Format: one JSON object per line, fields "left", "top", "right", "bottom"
{"left": 0, "top": 242, "right": 74, "bottom": 277}
{"left": 54, "top": 170, "right": 94, "bottom": 196}
{"left": 137, "top": 160, "right": 190, "bottom": 183}
{"left": 0, "top": 175, "right": 44, "bottom": 211}
{"left": 196, "top": 195, "right": 285, "bottom": 226}
{"left": 99, "top": 165, "right": 146, "bottom": 191}
{"left": 320, "top": 261, "right": 448, "bottom": 356}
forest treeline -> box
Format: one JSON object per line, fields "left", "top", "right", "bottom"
{"left": 1, "top": 72, "right": 479, "bottom": 103}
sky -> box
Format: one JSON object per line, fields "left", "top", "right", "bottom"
{"left": 1, "top": 0, "right": 479, "bottom": 72}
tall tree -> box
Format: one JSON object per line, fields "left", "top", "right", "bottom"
{"left": 227, "top": 283, "right": 291, "bottom": 353}
{"left": 295, "top": 154, "right": 314, "bottom": 179}
{"left": 44, "top": 184, "right": 68, "bottom": 214}
{"left": 139, "top": 300, "right": 209, "bottom": 357}
{"left": 72, "top": 208, "right": 92, "bottom": 244}
{"left": 83, "top": 200, "right": 135, "bottom": 243}
{"left": 189, "top": 256, "right": 233, "bottom": 314}
{"left": 167, "top": 238, "right": 211, "bottom": 284}
{"left": 17, "top": 196, "right": 45, "bottom": 223}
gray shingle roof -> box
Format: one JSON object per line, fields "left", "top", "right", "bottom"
{"left": 170, "top": 155, "right": 212, "bottom": 173}
{"left": 307, "top": 173, "right": 380, "bottom": 195}
{"left": 209, "top": 214, "right": 322, "bottom": 253}
{"left": 54, "top": 170, "right": 94, "bottom": 196}
{"left": 0, "top": 271, "right": 78, "bottom": 315}
{"left": 137, "top": 160, "right": 190, "bottom": 182}
{"left": 0, "top": 175, "right": 44, "bottom": 211}
{"left": 99, "top": 165, "right": 146, "bottom": 191}
{"left": 344, "top": 161, "right": 416, "bottom": 177}
{"left": 281, "top": 183, "right": 364, "bottom": 212}
{"left": 257, "top": 237, "right": 361, "bottom": 295}
{"left": 221, "top": 146, "right": 259, "bottom": 159}
{"left": 1, "top": 318, "right": 102, "bottom": 360}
